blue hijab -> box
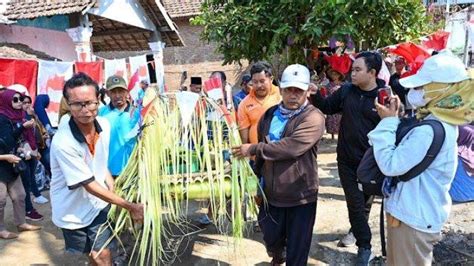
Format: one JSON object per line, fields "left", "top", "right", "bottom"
{"left": 34, "top": 94, "right": 51, "bottom": 128}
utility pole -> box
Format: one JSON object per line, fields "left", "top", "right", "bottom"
{"left": 463, "top": 5, "right": 472, "bottom": 66}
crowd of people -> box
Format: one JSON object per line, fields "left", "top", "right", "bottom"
{"left": 0, "top": 49, "right": 472, "bottom": 266}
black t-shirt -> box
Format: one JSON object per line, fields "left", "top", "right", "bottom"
{"left": 0, "top": 115, "right": 23, "bottom": 183}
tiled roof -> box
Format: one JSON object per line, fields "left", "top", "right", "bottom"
{"left": 6, "top": 0, "right": 96, "bottom": 20}
{"left": 2, "top": 0, "right": 184, "bottom": 50}
{"left": 0, "top": 43, "right": 60, "bottom": 60}
{"left": 162, "top": 0, "right": 203, "bottom": 18}
{"left": 0, "top": 0, "right": 14, "bottom": 24}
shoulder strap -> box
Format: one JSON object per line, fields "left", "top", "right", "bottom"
{"left": 397, "top": 120, "right": 446, "bottom": 181}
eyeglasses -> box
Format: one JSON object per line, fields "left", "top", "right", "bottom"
{"left": 68, "top": 101, "right": 99, "bottom": 111}
{"left": 22, "top": 101, "right": 31, "bottom": 104}
{"left": 12, "top": 96, "right": 24, "bottom": 103}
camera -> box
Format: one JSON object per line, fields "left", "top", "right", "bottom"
{"left": 12, "top": 152, "right": 27, "bottom": 175}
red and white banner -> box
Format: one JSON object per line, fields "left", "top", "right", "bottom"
{"left": 128, "top": 55, "right": 149, "bottom": 102}
{"left": 38, "top": 60, "right": 74, "bottom": 127}
{"left": 75, "top": 61, "right": 104, "bottom": 86}
{"left": 104, "top": 58, "right": 128, "bottom": 82}
{"left": 421, "top": 31, "right": 450, "bottom": 51}
{"left": 0, "top": 58, "right": 38, "bottom": 101}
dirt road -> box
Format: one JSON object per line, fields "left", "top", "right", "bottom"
{"left": 1, "top": 139, "right": 472, "bottom": 265}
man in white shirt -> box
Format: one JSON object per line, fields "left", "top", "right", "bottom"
{"left": 50, "top": 73, "right": 143, "bottom": 265}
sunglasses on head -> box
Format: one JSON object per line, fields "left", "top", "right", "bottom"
{"left": 12, "top": 96, "right": 25, "bottom": 103}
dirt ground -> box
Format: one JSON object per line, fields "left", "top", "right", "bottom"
{"left": 1, "top": 137, "right": 473, "bottom": 265}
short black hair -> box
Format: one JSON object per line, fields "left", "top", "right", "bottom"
{"left": 250, "top": 61, "right": 273, "bottom": 78}
{"left": 355, "top": 51, "right": 383, "bottom": 76}
{"left": 210, "top": 71, "right": 227, "bottom": 82}
{"left": 23, "top": 95, "right": 32, "bottom": 103}
{"left": 63, "top": 72, "right": 100, "bottom": 100}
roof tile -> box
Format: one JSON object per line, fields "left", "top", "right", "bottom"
{"left": 162, "top": 0, "right": 203, "bottom": 18}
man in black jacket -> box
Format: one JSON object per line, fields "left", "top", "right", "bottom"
{"left": 312, "top": 51, "right": 384, "bottom": 265}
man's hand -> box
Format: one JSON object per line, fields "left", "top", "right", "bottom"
{"left": 375, "top": 95, "right": 400, "bottom": 119}
{"left": 128, "top": 203, "right": 144, "bottom": 222}
{"left": 232, "top": 144, "right": 252, "bottom": 158}
{"left": 308, "top": 83, "right": 318, "bottom": 96}
{"left": 22, "top": 119, "right": 35, "bottom": 128}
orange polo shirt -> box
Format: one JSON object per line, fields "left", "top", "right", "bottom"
{"left": 237, "top": 84, "right": 281, "bottom": 144}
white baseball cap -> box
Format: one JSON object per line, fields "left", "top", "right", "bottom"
{"left": 280, "top": 64, "right": 310, "bottom": 91}
{"left": 399, "top": 51, "right": 469, "bottom": 88}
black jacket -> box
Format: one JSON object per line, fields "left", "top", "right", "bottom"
{"left": 0, "top": 115, "right": 23, "bottom": 183}
{"left": 312, "top": 83, "right": 381, "bottom": 165}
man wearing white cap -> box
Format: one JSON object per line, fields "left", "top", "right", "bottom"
{"left": 368, "top": 51, "right": 472, "bottom": 265}
{"left": 233, "top": 64, "right": 325, "bottom": 265}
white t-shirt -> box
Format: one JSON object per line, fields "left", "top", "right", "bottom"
{"left": 50, "top": 116, "right": 110, "bottom": 230}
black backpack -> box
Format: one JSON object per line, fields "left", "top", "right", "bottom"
{"left": 357, "top": 119, "right": 446, "bottom": 197}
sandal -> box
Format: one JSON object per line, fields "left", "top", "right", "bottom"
{"left": 17, "top": 223, "right": 41, "bottom": 232}
{"left": 0, "top": 230, "right": 18, "bottom": 239}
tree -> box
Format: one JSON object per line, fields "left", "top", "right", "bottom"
{"left": 192, "top": 0, "right": 434, "bottom": 65}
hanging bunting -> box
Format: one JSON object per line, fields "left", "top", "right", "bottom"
{"left": 75, "top": 61, "right": 104, "bottom": 86}
{"left": 104, "top": 58, "right": 128, "bottom": 82}
{"left": 0, "top": 58, "right": 38, "bottom": 101}
{"left": 421, "top": 31, "right": 450, "bottom": 51}
{"left": 37, "top": 60, "right": 74, "bottom": 127}
{"left": 129, "top": 55, "right": 150, "bottom": 103}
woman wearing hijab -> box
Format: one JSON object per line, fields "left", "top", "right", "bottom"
{"left": 0, "top": 89, "right": 41, "bottom": 239}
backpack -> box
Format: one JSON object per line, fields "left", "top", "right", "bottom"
{"left": 357, "top": 119, "right": 446, "bottom": 197}
{"left": 356, "top": 119, "right": 446, "bottom": 257}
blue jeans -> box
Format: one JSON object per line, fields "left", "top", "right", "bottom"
{"left": 20, "top": 158, "right": 38, "bottom": 212}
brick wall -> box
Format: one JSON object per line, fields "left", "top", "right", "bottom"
{"left": 163, "top": 18, "right": 249, "bottom": 91}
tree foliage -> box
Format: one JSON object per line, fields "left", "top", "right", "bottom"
{"left": 192, "top": 0, "right": 435, "bottom": 65}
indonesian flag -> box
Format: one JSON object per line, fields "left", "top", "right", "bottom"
{"left": 37, "top": 60, "right": 74, "bottom": 127}
{"left": 75, "top": 61, "right": 104, "bottom": 86}
{"left": 129, "top": 55, "right": 149, "bottom": 103}
{"left": 203, "top": 77, "right": 234, "bottom": 125}
{"left": 204, "top": 77, "right": 224, "bottom": 101}
{"left": 0, "top": 58, "right": 38, "bottom": 101}
{"left": 128, "top": 69, "right": 140, "bottom": 91}
{"left": 324, "top": 53, "right": 352, "bottom": 75}
{"left": 386, "top": 42, "right": 431, "bottom": 78}
{"left": 421, "top": 31, "right": 450, "bottom": 51}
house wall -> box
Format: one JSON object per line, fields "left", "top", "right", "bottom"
{"left": 0, "top": 24, "right": 76, "bottom": 61}
{"left": 163, "top": 18, "right": 249, "bottom": 91}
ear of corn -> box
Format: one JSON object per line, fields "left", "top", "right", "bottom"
{"left": 106, "top": 93, "right": 262, "bottom": 265}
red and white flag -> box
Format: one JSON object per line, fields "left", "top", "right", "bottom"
{"left": 75, "top": 61, "right": 104, "bottom": 86}
{"left": 38, "top": 60, "right": 74, "bottom": 127}
{"left": 128, "top": 55, "right": 149, "bottom": 102}
{"left": 0, "top": 58, "right": 38, "bottom": 101}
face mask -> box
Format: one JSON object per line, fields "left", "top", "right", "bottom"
{"left": 407, "top": 88, "right": 427, "bottom": 108}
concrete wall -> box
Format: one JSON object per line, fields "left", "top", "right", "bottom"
{"left": 163, "top": 18, "right": 249, "bottom": 91}
{"left": 0, "top": 24, "right": 76, "bottom": 61}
